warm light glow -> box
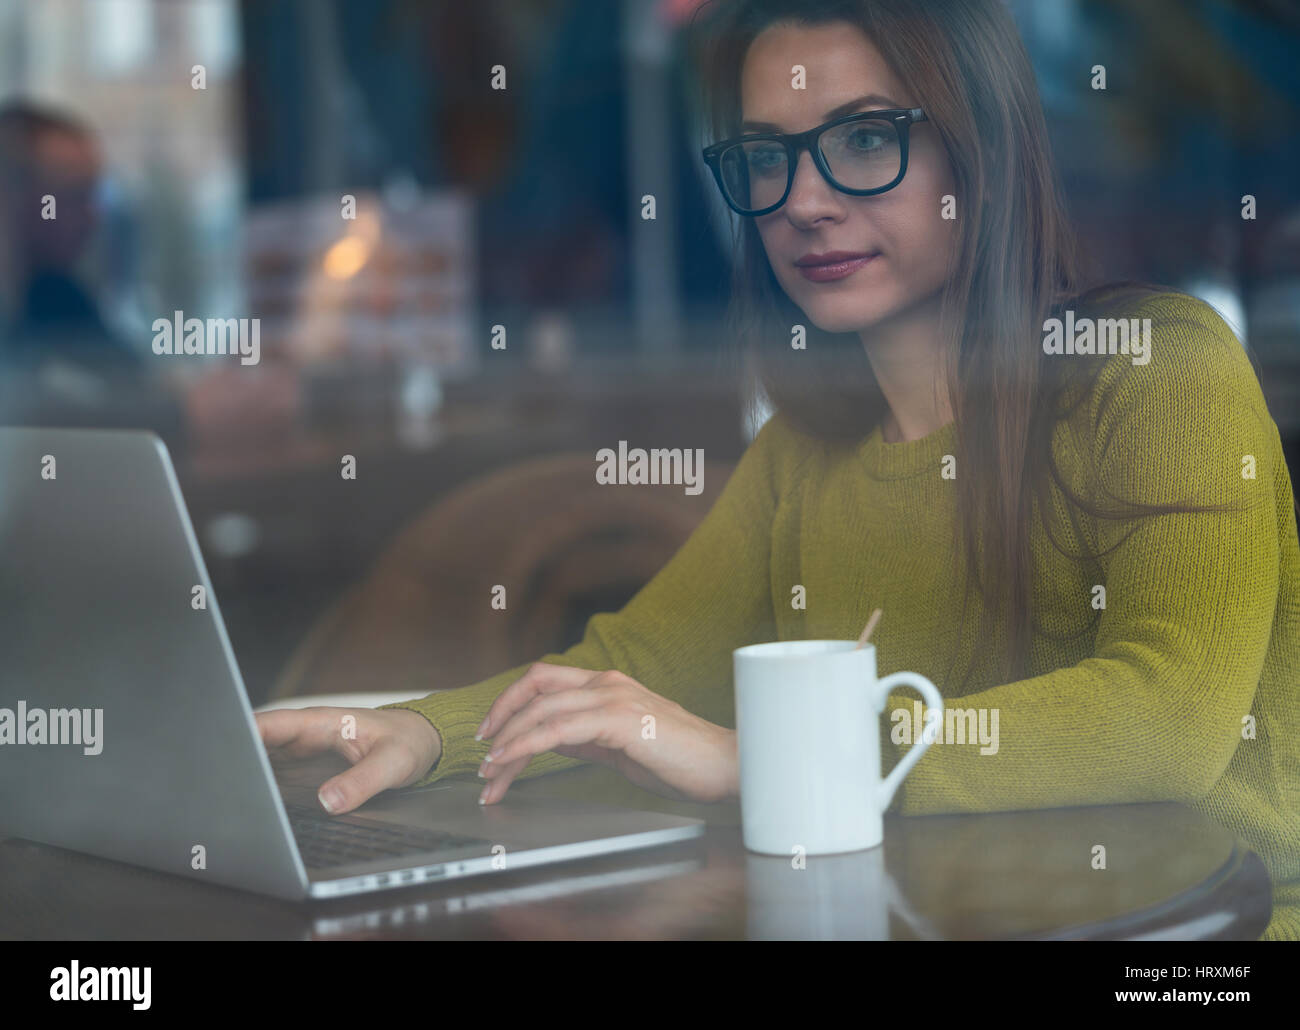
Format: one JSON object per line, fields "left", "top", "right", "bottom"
{"left": 322, "top": 235, "right": 371, "bottom": 279}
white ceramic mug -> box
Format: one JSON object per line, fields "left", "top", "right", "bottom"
{"left": 733, "top": 639, "right": 943, "bottom": 856}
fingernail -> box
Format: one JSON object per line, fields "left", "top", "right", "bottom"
{"left": 474, "top": 718, "right": 488, "bottom": 741}
{"left": 478, "top": 785, "right": 489, "bottom": 805}
{"left": 482, "top": 752, "right": 494, "bottom": 763}
{"left": 477, "top": 762, "right": 487, "bottom": 778}
{"left": 487, "top": 747, "right": 503, "bottom": 760}
{"left": 319, "top": 787, "right": 343, "bottom": 814}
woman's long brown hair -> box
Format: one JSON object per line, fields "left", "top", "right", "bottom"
{"left": 687, "top": 0, "right": 1251, "bottom": 689}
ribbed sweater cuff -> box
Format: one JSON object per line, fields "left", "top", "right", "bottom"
{"left": 377, "top": 689, "right": 495, "bottom": 786}
{"left": 377, "top": 665, "right": 592, "bottom": 787}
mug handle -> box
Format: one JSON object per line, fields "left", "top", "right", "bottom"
{"left": 872, "top": 671, "right": 943, "bottom": 813}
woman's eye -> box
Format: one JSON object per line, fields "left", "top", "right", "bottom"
{"left": 747, "top": 146, "right": 786, "bottom": 174}
{"left": 846, "top": 129, "right": 888, "bottom": 152}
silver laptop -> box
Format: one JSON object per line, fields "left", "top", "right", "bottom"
{"left": 0, "top": 427, "right": 704, "bottom": 900}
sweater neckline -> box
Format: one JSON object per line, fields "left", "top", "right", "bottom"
{"left": 859, "top": 419, "right": 956, "bottom": 480}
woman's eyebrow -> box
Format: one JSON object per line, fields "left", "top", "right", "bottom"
{"left": 741, "top": 92, "right": 901, "bottom": 131}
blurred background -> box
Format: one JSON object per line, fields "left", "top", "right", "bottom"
{"left": 1, "top": 0, "right": 1297, "bottom": 706}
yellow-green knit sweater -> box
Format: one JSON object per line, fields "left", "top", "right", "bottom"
{"left": 382, "top": 292, "right": 1300, "bottom": 940}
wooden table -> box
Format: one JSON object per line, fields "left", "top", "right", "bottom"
{"left": 0, "top": 764, "right": 1271, "bottom": 940}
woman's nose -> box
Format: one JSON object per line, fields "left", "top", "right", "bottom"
{"left": 782, "top": 148, "right": 844, "bottom": 223}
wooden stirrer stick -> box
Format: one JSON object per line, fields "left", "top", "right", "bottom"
{"left": 855, "top": 608, "right": 882, "bottom": 649}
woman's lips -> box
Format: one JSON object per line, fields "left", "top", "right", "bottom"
{"left": 796, "top": 253, "right": 879, "bottom": 282}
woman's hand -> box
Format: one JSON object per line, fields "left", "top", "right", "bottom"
{"left": 475, "top": 664, "right": 739, "bottom": 806}
{"left": 255, "top": 706, "right": 443, "bottom": 815}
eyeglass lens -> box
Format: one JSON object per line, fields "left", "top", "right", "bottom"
{"left": 718, "top": 118, "right": 902, "bottom": 213}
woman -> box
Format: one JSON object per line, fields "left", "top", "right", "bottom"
{"left": 257, "top": 0, "right": 1299, "bottom": 940}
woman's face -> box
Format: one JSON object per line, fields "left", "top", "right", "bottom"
{"left": 740, "top": 21, "right": 957, "bottom": 335}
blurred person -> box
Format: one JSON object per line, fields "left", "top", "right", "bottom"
{"left": 0, "top": 100, "right": 183, "bottom": 443}
{"left": 0, "top": 102, "right": 126, "bottom": 366}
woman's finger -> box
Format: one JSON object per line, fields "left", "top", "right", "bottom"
{"left": 487, "top": 709, "right": 622, "bottom": 774}
{"left": 479, "top": 711, "right": 626, "bottom": 805}
{"left": 316, "top": 736, "right": 418, "bottom": 814}
{"left": 255, "top": 707, "right": 356, "bottom": 757}
{"left": 479, "top": 738, "right": 620, "bottom": 802}
{"left": 477, "top": 755, "right": 529, "bottom": 805}
{"left": 485, "top": 681, "right": 618, "bottom": 761}
{"left": 476, "top": 663, "right": 602, "bottom": 741}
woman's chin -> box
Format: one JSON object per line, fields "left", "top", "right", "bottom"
{"left": 801, "top": 305, "right": 895, "bottom": 336}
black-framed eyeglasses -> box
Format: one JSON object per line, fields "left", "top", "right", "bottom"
{"left": 701, "top": 108, "right": 927, "bottom": 217}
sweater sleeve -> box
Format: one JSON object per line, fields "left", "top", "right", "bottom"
{"left": 886, "top": 296, "right": 1282, "bottom": 815}
{"left": 376, "top": 413, "right": 794, "bottom": 786}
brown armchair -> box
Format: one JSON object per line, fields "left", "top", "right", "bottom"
{"left": 268, "top": 451, "right": 732, "bottom": 701}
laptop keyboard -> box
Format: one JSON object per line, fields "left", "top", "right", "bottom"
{"left": 284, "top": 803, "right": 490, "bottom": 868}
